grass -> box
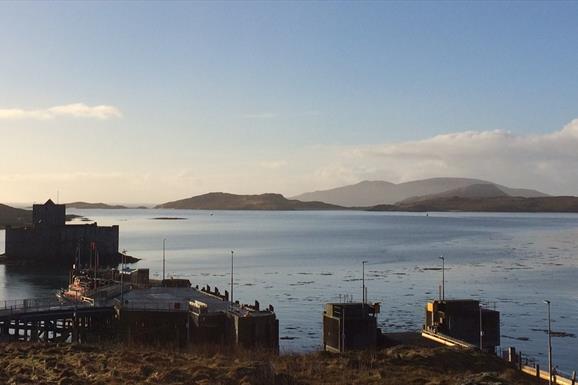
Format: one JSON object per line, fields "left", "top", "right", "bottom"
{"left": 0, "top": 342, "right": 540, "bottom": 385}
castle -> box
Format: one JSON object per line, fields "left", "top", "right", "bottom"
{"left": 4, "top": 200, "right": 121, "bottom": 267}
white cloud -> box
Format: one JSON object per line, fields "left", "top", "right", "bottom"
{"left": 323, "top": 118, "right": 578, "bottom": 195}
{"left": 0, "top": 103, "right": 122, "bottom": 120}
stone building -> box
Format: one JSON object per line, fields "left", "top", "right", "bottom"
{"left": 4, "top": 200, "right": 120, "bottom": 267}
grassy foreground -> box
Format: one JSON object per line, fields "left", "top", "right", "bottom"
{"left": 0, "top": 343, "right": 539, "bottom": 385}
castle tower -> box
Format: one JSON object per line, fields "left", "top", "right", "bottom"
{"left": 32, "top": 199, "right": 65, "bottom": 228}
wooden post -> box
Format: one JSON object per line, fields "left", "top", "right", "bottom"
{"left": 508, "top": 347, "right": 516, "bottom": 363}
{"left": 536, "top": 364, "right": 540, "bottom": 378}
{"left": 571, "top": 371, "right": 576, "bottom": 385}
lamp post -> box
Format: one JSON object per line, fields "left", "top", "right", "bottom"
{"left": 162, "top": 239, "right": 166, "bottom": 282}
{"left": 120, "top": 250, "right": 125, "bottom": 306}
{"left": 544, "top": 300, "right": 552, "bottom": 385}
{"left": 230, "top": 250, "right": 234, "bottom": 307}
{"left": 439, "top": 256, "right": 445, "bottom": 301}
{"left": 479, "top": 304, "right": 483, "bottom": 351}
{"left": 362, "top": 260, "right": 367, "bottom": 304}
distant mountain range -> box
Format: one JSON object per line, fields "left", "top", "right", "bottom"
{"left": 399, "top": 183, "right": 508, "bottom": 204}
{"left": 155, "top": 192, "right": 342, "bottom": 210}
{"left": 369, "top": 196, "right": 578, "bottom": 213}
{"left": 65, "top": 202, "right": 129, "bottom": 209}
{"left": 292, "top": 178, "right": 547, "bottom": 207}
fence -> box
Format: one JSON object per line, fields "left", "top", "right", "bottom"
{"left": 0, "top": 297, "right": 93, "bottom": 318}
{"left": 113, "top": 298, "right": 189, "bottom": 313}
{"left": 498, "top": 346, "right": 577, "bottom": 385}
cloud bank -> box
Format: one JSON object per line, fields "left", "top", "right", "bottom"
{"left": 3, "top": 118, "right": 578, "bottom": 203}
{"left": 318, "top": 118, "right": 578, "bottom": 195}
{"left": 0, "top": 103, "right": 122, "bottom": 120}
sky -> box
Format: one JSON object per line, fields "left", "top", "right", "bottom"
{"left": 1, "top": 1, "right": 578, "bottom": 204}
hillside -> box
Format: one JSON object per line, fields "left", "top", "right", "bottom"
{"left": 65, "top": 202, "right": 128, "bottom": 209}
{"left": 369, "top": 196, "right": 578, "bottom": 213}
{"left": 400, "top": 183, "right": 508, "bottom": 204}
{"left": 292, "top": 178, "right": 547, "bottom": 207}
{"left": 0, "top": 204, "right": 32, "bottom": 229}
{"left": 0, "top": 343, "right": 539, "bottom": 385}
{"left": 156, "top": 192, "right": 344, "bottom": 210}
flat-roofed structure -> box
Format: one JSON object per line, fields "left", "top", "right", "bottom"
{"left": 117, "top": 285, "right": 278, "bottom": 350}
{"left": 323, "top": 302, "right": 380, "bottom": 353}
{"left": 423, "top": 299, "right": 500, "bottom": 352}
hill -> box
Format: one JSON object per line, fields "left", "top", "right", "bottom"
{"left": 369, "top": 196, "right": 578, "bottom": 213}
{"left": 400, "top": 183, "right": 508, "bottom": 204}
{"left": 65, "top": 201, "right": 128, "bottom": 209}
{"left": 0, "top": 342, "right": 539, "bottom": 385}
{"left": 292, "top": 178, "right": 547, "bottom": 207}
{"left": 0, "top": 203, "right": 32, "bottom": 229}
{"left": 156, "top": 192, "right": 344, "bottom": 210}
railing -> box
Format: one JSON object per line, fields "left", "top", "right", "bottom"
{"left": 0, "top": 296, "right": 94, "bottom": 318}
{"left": 112, "top": 299, "right": 189, "bottom": 313}
{"left": 422, "top": 330, "right": 576, "bottom": 384}
{"left": 521, "top": 363, "right": 576, "bottom": 385}
{"left": 498, "top": 346, "right": 576, "bottom": 385}
{"left": 421, "top": 328, "right": 477, "bottom": 349}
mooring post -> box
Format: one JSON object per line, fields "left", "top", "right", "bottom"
{"left": 508, "top": 347, "right": 516, "bottom": 363}
{"left": 536, "top": 364, "right": 540, "bottom": 378}
{"left": 571, "top": 371, "right": 576, "bottom": 385}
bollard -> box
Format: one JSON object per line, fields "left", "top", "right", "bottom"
{"left": 508, "top": 347, "right": 516, "bottom": 363}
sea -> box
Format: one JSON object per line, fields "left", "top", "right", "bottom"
{"left": 1, "top": 210, "right": 577, "bottom": 373}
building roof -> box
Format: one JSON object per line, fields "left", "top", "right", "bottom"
{"left": 122, "top": 286, "right": 231, "bottom": 313}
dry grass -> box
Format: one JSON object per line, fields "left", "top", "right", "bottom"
{"left": 0, "top": 343, "right": 540, "bottom": 385}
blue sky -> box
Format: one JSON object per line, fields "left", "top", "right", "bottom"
{"left": 1, "top": 1, "right": 578, "bottom": 203}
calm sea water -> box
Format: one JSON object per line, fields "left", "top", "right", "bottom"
{"left": 1, "top": 210, "right": 577, "bottom": 372}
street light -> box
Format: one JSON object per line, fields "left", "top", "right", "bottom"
{"left": 162, "top": 239, "right": 166, "bottom": 282}
{"left": 120, "top": 249, "right": 126, "bottom": 306}
{"left": 544, "top": 300, "right": 552, "bottom": 385}
{"left": 230, "top": 250, "right": 234, "bottom": 307}
{"left": 479, "top": 304, "right": 483, "bottom": 351}
{"left": 362, "top": 260, "right": 368, "bottom": 304}
{"left": 439, "top": 256, "right": 445, "bottom": 301}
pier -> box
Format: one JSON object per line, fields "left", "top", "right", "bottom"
{"left": 0, "top": 298, "right": 115, "bottom": 343}
{"left": 0, "top": 277, "right": 279, "bottom": 351}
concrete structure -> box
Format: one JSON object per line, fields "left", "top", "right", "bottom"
{"left": 423, "top": 299, "right": 500, "bottom": 352}
{"left": 117, "top": 285, "right": 279, "bottom": 350}
{"left": 323, "top": 302, "right": 381, "bottom": 353}
{"left": 4, "top": 200, "right": 120, "bottom": 267}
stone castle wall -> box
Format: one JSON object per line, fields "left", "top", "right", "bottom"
{"left": 5, "top": 223, "right": 120, "bottom": 267}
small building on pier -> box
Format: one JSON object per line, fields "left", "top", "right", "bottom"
{"left": 116, "top": 284, "right": 279, "bottom": 350}
{"left": 323, "top": 302, "right": 381, "bottom": 353}
{"left": 423, "top": 299, "right": 500, "bottom": 352}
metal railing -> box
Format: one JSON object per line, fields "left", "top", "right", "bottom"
{"left": 0, "top": 296, "right": 94, "bottom": 318}
{"left": 112, "top": 299, "right": 189, "bottom": 313}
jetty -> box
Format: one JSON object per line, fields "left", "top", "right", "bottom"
{"left": 0, "top": 269, "right": 279, "bottom": 350}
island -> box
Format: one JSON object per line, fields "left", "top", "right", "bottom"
{"left": 156, "top": 192, "right": 344, "bottom": 210}
{"left": 65, "top": 202, "right": 129, "bottom": 209}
